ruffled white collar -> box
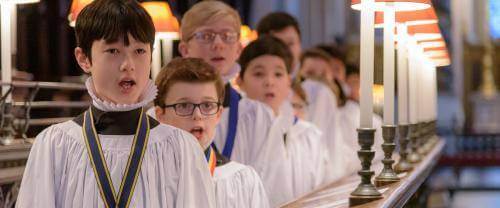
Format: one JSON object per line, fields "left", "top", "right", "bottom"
{"left": 85, "top": 77, "right": 158, "bottom": 112}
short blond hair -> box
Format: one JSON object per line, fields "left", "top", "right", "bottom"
{"left": 180, "top": 1, "right": 241, "bottom": 41}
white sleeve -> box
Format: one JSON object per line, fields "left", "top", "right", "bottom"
{"left": 214, "top": 164, "right": 270, "bottom": 208}
{"left": 302, "top": 80, "right": 339, "bottom": 132}
{"left": 229, "top": 99, "right": 274, "bottom": 165}
{"left": 16, "top": 126, "right": 63, "bottom": 208}
{"left": 174, "top": 130, "right": 216, "bottom": 208}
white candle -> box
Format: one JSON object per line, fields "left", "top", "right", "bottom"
{"left": 359, "top": 0, "right": 375, "bottom": 128}
{"left": 416, "top": 49, "right": 425, "bottom": 123}
{"left": 1, "top": 2, "right": 13, "bottom": 103}
{"left": 407, "top": 38, "right": 418, "bottom": 124}
{"left": 383, "top": 8, "right": 395, "bottom": 125}
{"left": 397, "top": 24, "right": 409, "bottom": 124}
{"left": 151, "top": 36, "right": 161, "bottom": 81}
{"left": 431, "top": 65, "right": 437, "bottom": 120}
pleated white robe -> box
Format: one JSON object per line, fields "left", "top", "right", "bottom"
{"left": 213, "top": 161, "right": 270, "bottom": 208}
{"left": 16, "top": 120, "right": 215, "bottom": 208}
{"left": 215, "top": 99, "right": 328, "bottom": 206}
{"left": 301, "top": 79, "right": 352, "bottom": 182}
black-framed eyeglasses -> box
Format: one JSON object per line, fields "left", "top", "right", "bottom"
{"left": 189, "top": 30, "right": 240, "bottom": 44}
{"left": 291, "top": 102, "right": 307, "bottom": 110}
{"left": 161, "top": 102, "right": 221, "bottom": 117}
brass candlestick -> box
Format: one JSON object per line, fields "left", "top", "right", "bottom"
{"left": 349, "top": 128, "right": 383, "bottom": 206}
{"left": 417, "top": 122, "right": 427, "bottom": 155}
{"left": 375, "top": 125, "right": 400, "bottom": 187}
{"left": 394, "top": 124, "right": 413, "bottom": 173}
{"left": 422, "top": 121, "right": 434, "bottom": 154}
{"left": 407, "top": 123, "right": 421, "bottom": 163}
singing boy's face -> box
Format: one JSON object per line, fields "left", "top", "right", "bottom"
{"left": 271, "top": 26, "right": 302, "bottom": 69}
{"left": 238, "top": 55, "right": 291, "bottom": 114}
{"left": 179, "top": 17, "right": 242, "bottom": 77}
{"left": 75, "top": 34, "right": 151, "bottom": 105}
{"left": 300, "top": 57, "right": 335, "bottom": 81}
{"left": 155, "top": 82, "right": 222, "bottom": 150}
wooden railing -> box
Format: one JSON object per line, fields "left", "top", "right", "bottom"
{"left": 282, "top": 139, "right": 445, "bottom": 207}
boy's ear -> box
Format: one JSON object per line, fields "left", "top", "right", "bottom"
{"left": 74, "top": 47, "right": 92, "bottom": 73}
{"left": 178, "top": 42, "right": 189, "bottom": 57}
{"left": 214, "top": 107, "right": 224, "bottom": 122}
{"left": 236, "top": 75, "right": 244, "bottom": 90}
{"left": 154, "top": 106, "right": 165, "bottom": 123}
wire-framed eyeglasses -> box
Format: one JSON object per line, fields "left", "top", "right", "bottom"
{"left": 189, "top": 30, "right": 240, "bottom": 44}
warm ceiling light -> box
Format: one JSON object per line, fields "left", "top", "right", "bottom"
{"left": 240, "top": 25, "right": 258, "bottom": 46}
{"left": 424, "top": 50, "right": 448, "bottom": 57}
{"left": 407, "top": 23, "right": 442, "bottom": 40}
{"left": 431, "top": 58, "right": 451, "bottom": 67}
{"left": 423, "top": 46, "right": 446, "bottom": 52}
{"left": 68, "top": 0, "right": 93, "bottom": 27}
{"left": 419, "top": 41, "right": 446, "bottom": 48}
{"left": 351, "top": 0, "right": 432, "bottom": 12}
{"left": 1, "top": 0, "right": 40, "bottom": 4}
{"left": 375, "top": 6, "right": 437, "bottom": 28}
{"left": 141, "top": 1, "right": 179, "bottom": 38}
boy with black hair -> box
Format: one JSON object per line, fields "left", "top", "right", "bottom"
{"left": 17, "top": 1, "right": 215, "bottom": 207}
{"left": 257, "top": 12, "right": 349, "bottom": 182}
{"left": 237, "top": 36, "right": 329, "bottom": 206}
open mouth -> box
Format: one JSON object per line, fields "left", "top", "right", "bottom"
{"left": 189, "top": 126, "right": 204, "bottom": 140}
{"left": 265, "top": 92, "right": 275, "bottom": 99}
{"left": 119, "top": 79, "right": 136, "bottom": 92}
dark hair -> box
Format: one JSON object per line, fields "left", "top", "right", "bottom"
{"left": 345, "top": 64, "right": 360, "bottom": 77}
{"left": 300, "top": 48, "right": 333, "bottom": 67}
{"left": 256, "top": 12, "right": 301, "bottom": 38}
{"left": 292, "top": 82, "right": 308, "bottom": 104}
{"left": 238, "top": 35, "right": 293, "bottom": 79}
{"left": 154, "top": 57, "right": 225, "bottom": 108}
{"left": 75, "top": 0, "right": 156, "bottom": 62}
{"left": 316, "top": 44, "right": 346, "bottom": 62}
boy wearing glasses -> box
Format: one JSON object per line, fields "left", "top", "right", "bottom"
{"left": 154, "top": 58, "right": 269, "bottom": 207}
{"left": 178, "top": 1, "right": 274, "bottom": 166}
{"left": 236, "top": 36, "right": 329, "bottom": 206}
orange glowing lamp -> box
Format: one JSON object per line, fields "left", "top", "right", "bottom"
{"left": 68, "top": 0, "right": 93, "bottom": 27}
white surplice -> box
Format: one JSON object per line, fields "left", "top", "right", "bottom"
{"left": 16, "top": 78, "right": 216, "bottom": 208}
{"left": 213, "top": 161, "right": 270, "bottom": 208}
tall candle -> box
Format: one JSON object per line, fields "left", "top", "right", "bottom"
{"left": 431, "top": 64, "right": 437, "bottom": 120}
{"left": 359, "top": 0, "right": 375, "bottom": 128}
{"left": 407, "top": 38, "right": 418, "bottom": 124}
{"left": 1, "top": 3, "right": 13, "bottom": 103}
{"left": 397, "top": 24, "right": 409, "bottom": 124}
{"left": 383, "top": 8, "right": 395, "bottom": 125}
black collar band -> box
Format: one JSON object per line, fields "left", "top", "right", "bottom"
{"left": 73, "top": 105, "right": 159, "bottom": 135}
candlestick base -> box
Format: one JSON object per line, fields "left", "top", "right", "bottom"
{"left": 407, "top": 124, "right": 421, "bottom": 163}
{"left": 350, "top": 128, "right": 383, "bottom": 206}
{"left": 375, "top": 125, "right": 400, "bottom": 187}
{"left": 394, "top": 124, "right": 413, "bottom": 173}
